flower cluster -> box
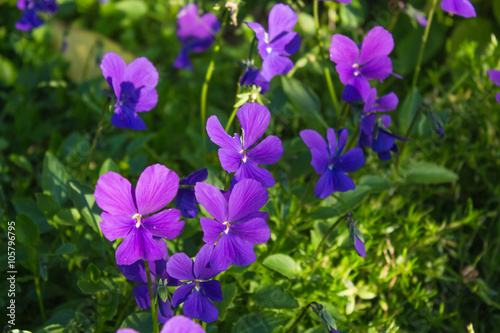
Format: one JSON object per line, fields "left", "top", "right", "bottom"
{"left": 15, "top": 0, "right": 58, "bottom": 31}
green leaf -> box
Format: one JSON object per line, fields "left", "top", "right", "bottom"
{"left": 99, "top": 158, "right": 119, "bottom": 177}
{"left": 87, "top": 263, "right": 101, "bottom": 283}
{"left": 331, "top": 186, "right": 371, "bottom": 214}
{"left": 53, "top": 208, "right": 83, "bottom": 227}
{"left": 54, "top": 243, "right": 76, "bottom": 255}
{"left": 11, "top": 198, "right": 52, "bottom": 233}
{"left": 263, "top": 254, "right": 300, "bottom": 279}
{"left": 120, "top": 310, "right": 153, "bottom": 332}
{"left": 126, "top": 133, "right": 156, "bottom": 154}
{"left": 357, "top": 175, "right": 394, "bottom": 193}
{"left": 42, "top": 152, "right": 71, "bottom": 206}
{"left": 231, "top": 311, "right": 291, "bottom": 333}
{"left": 36, "top": 193, "right": 61, "bottom": 218}
{"left": 252, "top": 285, "right": 299, "bottom": 309}
{"left": 16, "top": 213, "right": 40, "bottom": 245}
{"left": 77, "top": 279, "right": 105, "bottom": 294}
{"left": 97, "top": 289, "right": 118, "bottom": 318}
{"left": 215, "top": 284, "right": 237, "bottom": 320}
{"left": 68, "top": 181, "right": 101, "bottom": 232}
{"left": 339, "top": 0, "right": 366, "bottom": 29}
{"left": 9, "top": 154, "right": 33, "bottom": 173}
{"left": 115, "top": 0, "right": 148, "bottom": 19}
{"left": 399, "top": 87, "right": 421, "bottom": 134}
{"left": 404, "top": 162, "right": 458, "bottom": 184}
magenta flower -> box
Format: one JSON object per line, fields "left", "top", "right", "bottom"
{"left": 329, "top": 26, "right": 394, "bottom": 98}
{"left": 440, "top": 0, "right": 476, "bottom": 18}
{"left": 207, "top": 103, "right": 283, "bottom": 188}
{"left": 117, "top": 315, "right": 205, "bottom": 333}
{"left": 15, "top": 0, "right": 58, "bottom": 31}
{"left": 100, "top": 52, "right": 159, "bottom": 130}
{"left": 118, "top": 256, "right": 181, "bottom": 323}
{"left": 175, "top": 169, "right": 208, "bottom": 219}
{"left": 167, "top": 245, "right": 223, "bottom": 323}
{"left": 487, "top": 69, "right": 500, "bottom": 104}
{"left": 174, "top": 4, "right": 221, "bottom": 70}
{"left": 246, "top": 4, "right": 301, "bottom": 81}
{"left": 95, "top": 164, "right": 185, "bottom": 265}
{"left": 195, "top": 178, "right": 270, "bottom": 271}
{"left": 300, "top": 128, "right": 365, "bottom": 199}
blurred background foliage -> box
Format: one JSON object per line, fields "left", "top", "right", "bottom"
{"left": 0, "top": 0, "right": 499, "bottom": 332}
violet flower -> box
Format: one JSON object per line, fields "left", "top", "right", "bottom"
{"left": 167, "top": 245, "right": 223, "bottom": 323}
{"left": 95, "top": 164, "right": 185, "bottom": 265}
{"left": 175, "top": 169, "right": 208, "bottom": 219}
{"left": 15, "top": 0, "right": 58, "bottom": 31}
{"left": 118, "top": 256, "right": 181, "bottom": 323}
{"left": 117, "top": 315, "right": 205, "bottom": 333}
{"left": 330, "top": 26, "right": 395, "bottom": 98}
{"left": 300, "top": 128, "right": 365, "bottom": 199}
{"left": 174, "top": 4, "right": 221, "bottom": 70}
{"left": 240, "top": 65, "right": 270, "bottom": 94}
{"left": 206, "top": 103, "right": 283, "bottom": 188}
{"left": 100, "top": 52, "right": 159, "bottom": 130}
{"left": 440, "top": 0, "right": 476, "bottom": 18}
{"left": 347, "top": 213, "right": 366, "bottom": 257}
{"left": 487, "top": 69, "right": 500, "bottom": 104}
{"left": 246, "top": 3, "right": 301, "bottom": 81}
{"left": 194, "top": 178, "right": 270, "bottom": 271}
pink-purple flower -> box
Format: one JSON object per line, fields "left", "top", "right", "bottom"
{"left": 174, "top": 4, "right": 221, "bottom": 70}
{"left": 440, "top": 0, "right": 476, "bottom": 18}
{"left": 94, "top": 164, "right": 185, "bottom": 265}
{"left": 15, "top": 0, "right": 58, "bottom": 31}
{"left": 117, "top": 315, "right": 205, "bottom": 333}
{"left": 206, "top": 103, "right": 283, "bottom": 188}
{"left": 329, "top": 26, "right": 395, "bottom": 99}
{"left": 100, "top": 52, "right": 159, "bottom": 130}
{"left": 246, "top": 4, "right": 301, "bottom": 81}
{"left": 300, "top": 128, "right": 365, "bottom": 199}
{"left": 167, "top": 245, "right": 223, "bottom": 323}
{"left": 487, "top": 69, "right": 500, "bottom": 104}
{"left": 195, "top": 178, "right": 270, "bottom": 271}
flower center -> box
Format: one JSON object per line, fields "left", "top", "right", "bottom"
{"left": 195, "top": 279, "right": 202, "bottom": 290}
{"left": 132, "top": 213, "right": 143, "bottom": 228}
{"left": 223, "top": 221, "right": 231, "bottom": 234}
{"left": 239, "top": 149, "right": 248, "bottom": 163}
{"left": 266, "top": 46, "right": 272, "bottom": 54}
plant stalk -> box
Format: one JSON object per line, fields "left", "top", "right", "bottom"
{"left": 83, "top": 96, "right": 109, "bottom": 180}
{"left": 145, "top": 261, "right": 158, "bottom": 333}
{"left": 34, "top": 275, "right": 46, "bottom": 322}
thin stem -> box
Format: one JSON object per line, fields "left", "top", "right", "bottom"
{"left": 200, "top": 11, "right": 229, "bottom": 155}
{"left": 34, "top": 276, "right": 46, "bottom": 322}
{"left": 83, "top": 96, "right": 109, "bottom": 180}
{"left": 225, "top": 106, "right": 239, "bottom": 132}
{"left": 314, "top": 1, "right": 339, "bottom": 116}
{"left": 286, "top": 303, "right": 313, "bottom": 333}
{"left": 112, "top": 292, "right": 134, "bottom": 332}
{"left": 145, "top": 261, "right": 158, "bottom": 333}
{"left": 312, "top": 215, "right": 346, "bottom": 259}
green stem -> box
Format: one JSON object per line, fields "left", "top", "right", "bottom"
{"left": 200, "top": 11, "right": 229, "bottom": 155}
{"left": 145, "top": 261, "right": 158, "bottom": 333}
{"left": 314, "top": 1, "right": 339, "bottom": 116}
{"left": 112, "top": 291, "right": 134, "bottom": 332}
{"left": 34, "top": 275, "right": 46, "bottom": 322}
{"left": 83, "top": 96, "right": 109, "bottom": 180}
{"left": 286, "top": 303, "right": 313, "bottom": 333}
{"left": 225, "top": 106, "right": 239, "bottom": 132}
{"left": 312, "top": 215, "right": 346, "bottom": 259}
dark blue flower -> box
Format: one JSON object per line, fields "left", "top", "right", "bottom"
{"left": 175, "top": 169, "right": 208, "bottom": 219}
{"left": 15, "top": 0, "right": 58, "bottom": 31}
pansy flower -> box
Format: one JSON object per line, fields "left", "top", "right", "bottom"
{"left": 347, "top": 213, "right": 366, "bottom": 257}
{"left": 300, "top": 128, "right": 365, "bottom": 199}
{"left": 15, "top": 0, "right": 58, "bottom": 31}
{"left": 167, "top": 245, "right": 223, "bottom": 323}
{"left": 440, "top": 0, "right": 476, "bottom": 18}
{"left": 246, "top": 4, "right": 301, "bottom": 81}
{"left": 487, "top": 69, "right": 500, "bottom": 104}
{"left": 117, "top": 315, "right": 205, "bottom": 333}
{"left": 175, "top": 169, "right": 208, "bottom": 219}
{"left": 207, "top": 103, "right": 283, "bottom": 188}
{"left": 330, "top": 26, "right": 395, "bottom": 98}
{"left": 239, "top": 63, "right": 270, "bottom": 94}
{"left": 118, "top": 256, "right": 181, "bottom": 323}
{"left": 195, "top": 178, "right": 270, "bottom": 271}
{"left": 174, "top": 4, "right": 221, "bottom": 70}
{"left": 100, "top": 52, "right": 159, "bottom": 130}
{"left": 95, "top": 164, "right": 185, "bottom": 265}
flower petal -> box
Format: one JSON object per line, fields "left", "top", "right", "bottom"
{"left": 133, "top": 284, "right": 151, "bottom": 309}
{"left": 210, "top": 232, "right": 256, "bottom": 271}
{"left": 359, "top": 26, "right": 394, "bottom": 65}
{"left": 175, "top": 188, "right": 199, "bottom": 219}
{"left": 360, "top": 56, "right": 393, "bottom": 81}
{"left": 161, "top": 315, "right": 205, "bottom": 333}
{"left": 237, "top": 103, "right": 271, "bottom": 149}
{"left": 124, "top": 57, "right": 159, "bottom": 88}
{"left": 228, "top": 178, "right": 268, "bottom": 222}
{"left": 487, "top": 69, "right": 500, "bottom": 86}
{"left": 95, "top": 171, "right": 136, "bottom": 217}
{"left": 374, "top": 92, "right": 398, "bottom": 112}
{"left": 245, "top": 21, "right": 267, "bottom": 41}
{"left": 158, "top": 298, "right": 174, "bottom": 323}
{"left": 194, "top": 244, "right": 220, "bottom": 280}
{"left": 111, "top": 110, "right": 147, "bottom": 130}
{"left": 101, "top": 52, "right": 126, "bottom": 97}
{"left": 354, "top": 235, "right": 366, "bottom": 257}
{"left": 440, "top": 0, "right": 476, "bottom": 18}
{"left": 300, "top": 129, "right": 330, "bottom": 174}
{"left": 268, "top": 4, "right": 298, "bottom": 42}
{"left": 331, "top": 169, "right": 356, "bottom": 192}
{"left": 218, "top": 148, "right": 242, "bottom": 172}
{"left": 172, "top": 283, "right": 195, "bottom": 307}
{"left": 234, "top": 160, "right": 276, "bottom": 188}
{"left": 180, "top": 169, "right": 208, "bottom": 186}
{"left": 200, "top": 217, "right": 225, "bottom": 245}
{"left": 142, "top": 209, "right": 184, "bottom": 239}
{"left": 135, "top": 86, "right": 158, "bottom": 112}
{"left": 173, "top": 48, "right": 192, "bottom": 70}
{"left": 329, "top": 34, "right": 359, "bottom": 65}
{"left": 261, "top": 52, "right": 294, "bottom": 81}
{"left": 333, "top": 148, "right": 365, "bottom": 173}
{"left": 247, "top": 135, "right": 283, "bottom": 165}
{"left": 314, "top": 170, "right": 334, "bottom": 199}
{"left": 336, "top": 128, "right": 348, "bottom": 155}
{"left": 200, "top": 280, "right": 223, "bottom": 302}
{"left": 118, "top": 260, "right": 148, "bottom": 283}
{"left": 194, "top": 182, "right": 228, "bottom": 223}
{"left": 206, "top": 115, "right": 241, "bottom": 151}
{"left": 231, "top": 218, "right": 270, "bottom": 244}
{"left": 183, "top": 288, "right": 219, "bottom": 323}
{"left": 135, "top": 164, "right": 179, "bottom": 216}
{"left": 270, "top": 31, "right": 301, "bottom": 56}
{"left": 115, "top": 228, "right": 166, "bottom": 265}
{"left": 167, "top": 253, "right": 195, "bottom": 281}
{"left": 326, "top": 128, "right": 337, "bottom": 157}
{"left": 100, "top": 213, "right": 133, "bottom": 241}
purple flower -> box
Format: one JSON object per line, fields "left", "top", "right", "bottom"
{"left": 414, "top": 13, "right": 428, "bottom": 26}
{"left": 240, "top": 65, "right": 270, "bottom": 94}
{"left": 353, "top": 235, "right": 366, "bottom": 257}
{"left": 100, "top": 52, "right": 159, "bottom": 130}
{"left": 94, "top": 164, "right": 185, "bottom": 265}
{"left": 15, "top": 0, "right": 58, "bottom": 31}
{"left": 329, "top": 26, "right": 394, "bottom": 98}
{"left": 118, "top": 256, "right": 181, "bottom": 323}
{"left": 194, "top": 178, "right": 270, "bottom": 271}
{"left": 440, "top": 0, "right": 476, "bottom": 18}
{"left": 175, "top": 169, "right": 208, "bottom": 219}
{"left": 167, "top": 245, "right": 223, "bottom": 323}
{"left": 487, "top": 69, "right": 500, "bottom": 104}
{"left": 117, "top": 315, "right": 205, "bottom": 333}
{"left": 174, "top": 4, "right": 221, "bottom": 70}
{"left": 300, "top": 128, "right": 365, "bottom": 199}
{"left": 206, "top": 103, "right": 283, "bottom": 188}
{"left": 246, "top": 4, "right": 301, "bottom": 81}
{"left": 347, "top": 213, "right": 366, "bottom": 258}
